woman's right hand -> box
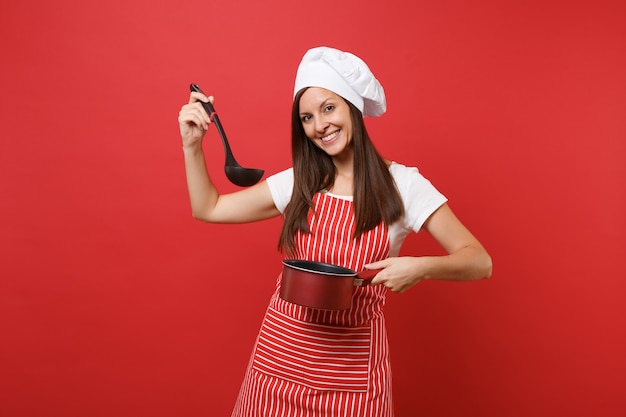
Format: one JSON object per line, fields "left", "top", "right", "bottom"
{"left": 178, "top": 92, "right": 214, "bottom": 149}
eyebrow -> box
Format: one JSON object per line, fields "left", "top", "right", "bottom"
{"left": 301, "top": 98, "right": 335, "bottom": 115}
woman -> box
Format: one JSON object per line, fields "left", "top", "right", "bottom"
{"left": 178, "top": 46, "right": 492, "bottom": 417}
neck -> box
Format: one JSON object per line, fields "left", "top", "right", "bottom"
{"left": 332, "top": 156, "right": 353, "bottom": 178}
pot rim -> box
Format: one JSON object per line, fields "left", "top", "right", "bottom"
{"left": 282, "top": 259, "right": 356, "bottom": 277}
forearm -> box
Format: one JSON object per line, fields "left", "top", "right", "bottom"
{"left": 417, "top": 245, "right": 492, "bottom": 281}
{"left": 183, "top": 144, "right": 219, "bottom": 221}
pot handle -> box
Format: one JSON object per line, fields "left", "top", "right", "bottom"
{"left": 354, "top": 269, "right": 382, "bottom": 287}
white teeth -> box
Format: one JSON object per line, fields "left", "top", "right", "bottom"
{"left": 322, "top": 131, "right": 339, "bottom": 142}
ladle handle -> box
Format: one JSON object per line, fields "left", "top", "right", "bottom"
{"left": 189, "top": 83, "right": 238, "bottom": 166}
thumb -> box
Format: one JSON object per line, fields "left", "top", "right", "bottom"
{"left": 364, "top": 258, "right": 390, "bottom": 270}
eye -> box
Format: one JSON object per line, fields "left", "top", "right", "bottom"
{"left": 324, "top": 105, "right": 335, "bottom": 112}
{"left": 301, "top": 114, "right": 312, "bottom": 123}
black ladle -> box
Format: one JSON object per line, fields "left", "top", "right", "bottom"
{"left": 189, "top": 83, "right": 264, "bottom": 187}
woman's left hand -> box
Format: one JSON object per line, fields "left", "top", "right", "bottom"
{"left": 365, "top": 257, "right": 426, "bottom": 293}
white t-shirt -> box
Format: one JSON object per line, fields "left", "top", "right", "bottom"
{"left": 266, "top": 162, "right": 448, "bottom": 257}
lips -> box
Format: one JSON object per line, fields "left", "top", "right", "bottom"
{"left": 321, "top": 130, "right": 340, "bottom": 144}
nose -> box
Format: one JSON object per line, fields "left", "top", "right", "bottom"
{"left": 315, "top": 116, "right": 329, "bottom": 133}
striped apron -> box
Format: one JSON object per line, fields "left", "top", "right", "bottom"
{"left": 232, "top": 192, "right": 393, "bottom": 417}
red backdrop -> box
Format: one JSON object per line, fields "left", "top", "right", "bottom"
{"left": 1, "top": 1, "right": 624, "bottom": 416}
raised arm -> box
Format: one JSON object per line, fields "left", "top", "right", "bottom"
{"left": 178, "top": 92, "right": 280, "bottom": 223}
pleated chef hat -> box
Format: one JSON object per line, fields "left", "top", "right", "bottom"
{"left": 293, "top": 46, "right": 387, "bottom": 117}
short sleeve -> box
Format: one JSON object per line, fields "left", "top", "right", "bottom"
{"left": 266, "top": 168, "right": 294, "bottom": 213}
{"left": 386, "top": 163, "right": 447, "bottom": 256}
{"left": 390, "top": 163, "right": 448, "bottom": 233}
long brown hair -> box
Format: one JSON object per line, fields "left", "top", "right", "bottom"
{"left": 278, "top": 88, "right": 404, "bottom": 254}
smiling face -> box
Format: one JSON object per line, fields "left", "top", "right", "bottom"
{"left": 298, "top": 87, "right": 354, "bottom": 159}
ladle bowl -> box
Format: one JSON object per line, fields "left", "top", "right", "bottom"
{"left": 190, "top": 84, "right": 264, "bottom": 187}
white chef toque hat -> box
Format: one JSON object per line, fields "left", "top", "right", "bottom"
{"left": 293, "top": 46, "right": 387, "bottom": 117}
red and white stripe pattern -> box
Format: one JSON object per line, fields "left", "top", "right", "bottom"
{"left": 293, "top": 193, "right": 389, "bottom": 273}
{"left": 253, "top": 307, "right": 371, "bottom": 391}
{"left": 232, "top": 193, "right": 394, "bottom": 417}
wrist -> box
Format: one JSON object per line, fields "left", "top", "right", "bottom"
{"left": 411, "top": 256, "right": 434, "bottom": 281}
{"left": 182, "top": 142, "right": 203, "bottom": 156}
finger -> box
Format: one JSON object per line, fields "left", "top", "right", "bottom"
{"left": 179, "top": 108, "right": 209, "bottom": 131}
{"left": 188, "top": 91, "right": 208, "bottom": 104}
{"left": 369, "top": 274, "right": 386, "bottom": 287}
{"left": 188, "top": 99, "right": 215, "bottom": 126}
{"left": 364, "top": 258, "right": 391, "bottom": 269}
{"left": 180, "top": 104, "right": 211, "bottom": 129}
{"left": 188, "top": 91, "right": 215, "bottom": 105}
{"left": 192, "top": 102, "right": 212, "bottom": 126}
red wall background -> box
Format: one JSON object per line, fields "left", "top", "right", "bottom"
{"left": 1, "top": 1, "right": 624, "bottom": 416}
